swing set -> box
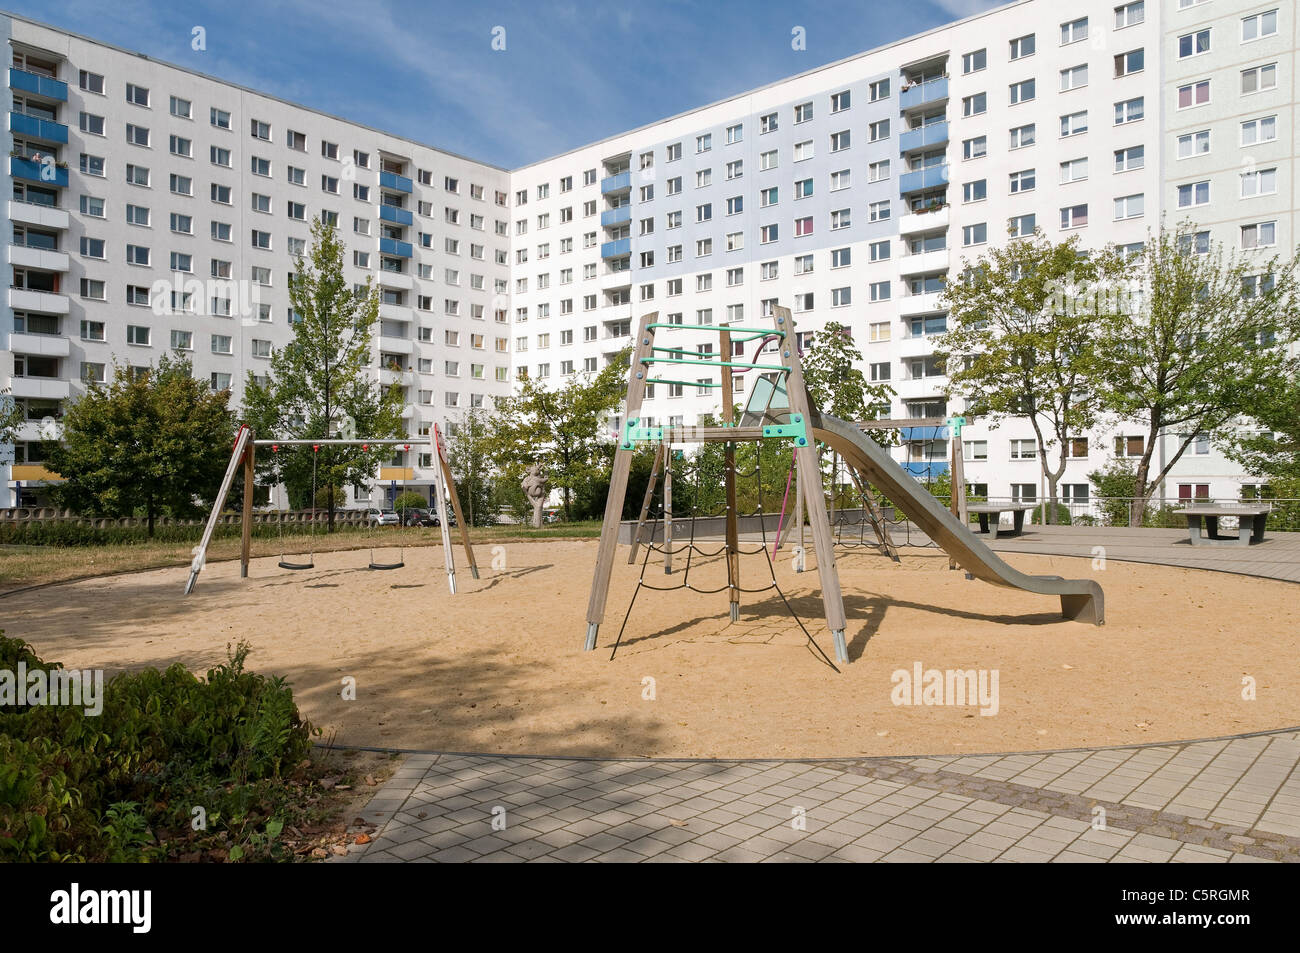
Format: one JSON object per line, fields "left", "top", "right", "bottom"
{"left": 184, "top": 425, "right": 479, "bottom": 595}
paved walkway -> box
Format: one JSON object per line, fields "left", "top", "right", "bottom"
{"left": 335, "top": 730, "right": 1300, "bottom": 863}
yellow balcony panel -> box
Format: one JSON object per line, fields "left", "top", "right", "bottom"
{"left": 378, "top": 467, "right": 415, "bottom": 481}
{"left": 10, "top": 464, "right": 61, "bottom": 481}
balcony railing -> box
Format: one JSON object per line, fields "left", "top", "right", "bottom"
{"left": 10, "top": 156, "right": 68, "bottom": 188}
{"left": 899, "top": 164, "right": 948, "bottom": 194}
{"left": 9, "top": 68, "right": 68, "bottom": 101}
{"left": 379, "top": 237, "right": 413, "bottom": 258}
{"left": 600, "top": 171, "right": 631, "bottom": 194}
{"left": 10, "top": 112, "right": 68, "bottom": 144}
{"left": 378, "top": 204, "right": 413, "bottom": 226}
{"left": 601, "top": 206, "right": 632, "bottom": 227}
{"left": 379, "top": 170, "right": 413, "bottom": 193}
{"left": 600, "top": 237, "right": 631, "bottom": 259}
{"left": 899, "top": 76, "right": 948, "bottom": 110}
{"left": 899, "top": 120, "right": 948, "bottom": 153}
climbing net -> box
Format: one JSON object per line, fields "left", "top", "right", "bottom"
{"left": 609, "top": 439, "right": 839, "bottom": 671}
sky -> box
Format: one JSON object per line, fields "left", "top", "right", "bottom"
{"left": 7, "top": 0, "right": 1007, "bottom": 168}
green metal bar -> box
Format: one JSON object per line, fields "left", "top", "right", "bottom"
{"left": 645, "top": 378, "right": 722, "bottom": 388}
{"left": 644, "top": 323, "right": 785, "bottom": 342}
{"left": 641, "top": 357, "right": 790, "bottom": 372}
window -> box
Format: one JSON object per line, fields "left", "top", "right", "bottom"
{"left": 963, "top": 93, "right": 987, "bottom": 117}
{"left": 1178, "top": 80, "right": 1210, "bottom": 108}
{"left": 1010, "top": 439, "right": 1038, "bottom": 460}
{"left": 1242, "top": 10, "right": 1278, "bottom": 42}
{"left": 831, "top": 130, "right": 851, "bottom": 152}
{"left": 1112, "top": 96, "right": 1144, "bottom": 123}
{"left": 125, "top": 83, "right": 149, "bottom": 107}
{"left": 1010, "top": 34, "right": 1035, "bottom": 59}
{"left": 126, "top": 325, "right": 150, "bottom": 346}
{"left": 1115, "top": 1, "right": 1145, "bottom": 29}
{"left": 209, "top": 107, "right": 231, "bottom": 129}
{"left": 168, "top": 213, "right": 191, "bottom": 234}
{"left": 1010, "top": 214, "right": 1036, "bottom": 238}
{"left": 1177, "top": 130, "right": 1211, "bottom": 158}
{"left": 169, "top": 134, "right": 192, "bottom": 157}
{"left": 125, "top": 164, "right": 149, "bottom": 187}
{"left": 1114, "top": 194, "right": 1144, "bottom": 220}
{"left": 79, "top": 70, "right": 105, "bottom": 94}
{"left": 794, "top": 178, "right": 813, "bottom": 199}
{"left": 169, "top": 173, "right": 192, "bottom": 196}
{"left": 831, "top": 90, "right": 850, "bottom": 113}
{"left": 1178, "top": 30, "right": 1210, "bottom": 58}
{"left": 1115, "top": 49, "right": 1145, "bottom": 76}
{"left": 1061, "top": 17, "right": 1088, "bottom": 45}
{"left": 1241, "top": 221, "right": 1276, "bottom": 249}
{"left": 80, "top": 320, "right": 105, "bottom": 341}
{"left": 867, "top": 201, "right": 888, "bottom": 223}
{"left": 79, "top": 237, "right": 106, "bottom": 259}
{"left": 1241, "top": 64, "right": 1277, "bottom": 95}
{"left": 962, "top": 49, "right": 986, "bottom": 74}
{"left": 1114, "top": 435, "right": 1145, "bottom": 458}
{"left": 868, "top": 120, "right": 890, "bottom": 142}
{"left": 794, "top": 101, "right": 813, "bottom": 123}
{"left": 1010, "top": 168, "right": 1037, "bottom": 193}
{"left": 211, "top": 334, "right": 232, "bottom": 355}
{"left": 696, "top": 133, "right": 711, "bottom": 153}
{"left": 760, "top": 149, "right": 778, "bottom": 171}
{"left": 80, "top": 195, "right": 105, "bottom": 217}
{"left": 963, "top": 180, "right": 987, "bottom": 203}
{"left": 830, "top": 169, "right": 850, "bottom": 191}
{"left": 1177, "top": 180, "right": 1210, "bottom": 208}
{"left": 321, "top": 141, "right": 339, "bottom": 160}
{"left": 795, "top": 216, "right": 813, "bottom": 237}
{"left": 79, "top": 112, "right": 105, "bottom": 135}
{"left": 1010, "top": 79, "right": 1035, "bottom": 104}
{"left": 962, "top": 223, "right": 988, "bottom": 246}
{"left": 1060, "top": 64, "right": 1088, "bottom": 91}
{"left": 760, "top": 112, "right": 778, "bottom": 134}
{"left": 1115, "top": 145, "right": 1145, "bottom": 172}
{"left": 1010, "top": 124, "right": 1036, "bottom": 149}
{"left": 170, "top": 330, "right": 192, "bottom": 351}
{"left": 1241, "top": 116, "right": 1277, "bottom": 146}
{"left": 870, "top": 79, "right": 890, "bottom": 101}
{"left": 210, "top": 146, "right": 231, "bottom": 167}
{"left": 794, "top": 139, "right": 815, "bottom": 161}
{"left": 869, "top": 240, "right": 890, "bottom": 262}
{"left": 868, "top": 160, "right": 890, "bottom": 182}
{"left": 125, "top": 204, "right": 149, "bottom": 226}
{"left": 1060, "top": 158, "right": 1087, "bottom": 184}
{"left": 963, "top": 136, "right": 987, "bottom": 160}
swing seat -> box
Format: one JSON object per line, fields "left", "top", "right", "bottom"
{"left": 367, "top": 558, "right": 405, "bottom": 570}
{"left": 278, "top": 559, "right": 315, "bottom": 571}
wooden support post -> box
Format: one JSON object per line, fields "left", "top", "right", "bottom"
{"left": 795, "top": 457, "right": 805, "bottom": 570}
{"left": 721, "top": 329, "right": 740, "bottom": 622}
{"left": 185, "top": 425, "right": 252, "bottom": 595}
{"left": 663, "top": 448, "right": 673, "bottom": 574}
{"left": 947, "top": 416, "right": 969, "bottom": 573}
{"left": 584, "top": 313, "right": 658, "bottom": 652}
{"left": 434, "top": 424, "right": 479, "bottom": 580}
{"left": 627, "top": 442, "right": 664, "bottom": 564}
{"left": 774, "top": 305, "right": 850, "bottom": 663}
{"left": 430, "top": 447, "right": 458, "bottom": 594}
{"left": 240, "top": 434, "right": 255, "bottom": 578}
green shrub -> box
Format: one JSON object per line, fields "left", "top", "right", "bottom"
{"left": 1030, "top": 503, "right": 1073, "bottom": 525}
{"left": 393, "top": 490, "right": 429, "bottom": 513}
{"left": 0, "top": 635, "right": 317, "bottom": 863}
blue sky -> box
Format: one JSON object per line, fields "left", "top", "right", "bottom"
{"left": 9, "top": 0, "right": 1005, "bottom": 168}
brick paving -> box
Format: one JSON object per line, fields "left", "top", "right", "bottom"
{"left": 333, "top": 729, "right": 1300, "bottom": 863}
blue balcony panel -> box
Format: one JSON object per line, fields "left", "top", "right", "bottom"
{"left": 899, "top": 76, "right": 948, "bottom": 111}
{"left": 900, "top": 426, "right": 949, "bottom": 442}
{"left": 10, "top": 155, "right": 68, "bottom": 188}
{"left": 600, "top": 237, "right": 631, "bottom": 259}
{"left": 600, "top": 171, "right": 631, "bottom": 194}
{"left": 903, "top": 461, "right": 950, "bottom": 479}
{"left": 899, "top": 164, "right": 949, "bottom": 195}
{"left": 10, "top": 112, "right": 69, "bottom": 144}
{"left": 379, "top": 237, "right": 413, "bottom": 258}
{"left": 378, "top": 204, "right": 414, "bottom": 226}
{"left": 899, "top": 120, "right": 948, "bottom": 154}
{"left": 9, "top": 69, "right": 68, "bottom": 101}
{"left": 601, "top": 206, "right": 632, "bottom": 227}
{"left": 379, "top": 170, "right": 413, "bottom": 193}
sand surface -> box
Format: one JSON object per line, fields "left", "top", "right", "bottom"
{"left": 4, "top": 540, "right": 1297, "bottom": 758}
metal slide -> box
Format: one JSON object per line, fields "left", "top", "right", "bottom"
{"left": 808, "top": 408, "right": 1105, "bottom": 625}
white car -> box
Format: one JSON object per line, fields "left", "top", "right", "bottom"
{"left": 371, "top": 509, "right": 400, "bottom": 526}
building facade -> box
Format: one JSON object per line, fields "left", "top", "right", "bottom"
{"left": 3, "top": 0, "right": 1295, "bottom": 512}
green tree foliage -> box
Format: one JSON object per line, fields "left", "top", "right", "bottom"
{"left": 445, "top": 411, "right": 495, "bottom": 526}
{"left": 0, "top": 388, "right": 24, "bottom": 448}
{"left": 1093, "top": 223, "right": 1300, "bottom": 525}
{"left": 485, "top": 352, "right": 629, "bottom": 521}
{"left": 241, "top": 219, "right": 403, "bottom": 524}
{"left": 936, "top": 227, "right": 1125, "bottom": 522}
{"left": 1226, "top": 369, "right": 1300, "bottom": 481}
{"left": 43, "top": 356, "right": 234, "bottom": 536}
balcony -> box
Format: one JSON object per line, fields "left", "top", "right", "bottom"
{"left": 600, "top": 271, "right": 633, "bottom": 292}
{"left": 9, "top": 68, "right": 68, "bottom": 101}
{"left": 379, "top": 170, "right": 413, "bottom": 193}
{"left": 379, "top": 303, "right": 413, "bottom": 322}
{"left": 378, "top": 367, "right": 413, "bottom": 387}
{"left": 899, "top": 248, "right": 949, "bottom": 276}
{"left": 600, "top": 237, "right": 631, "bottom": 259}
{"left": 378, "top": 271, "right": 413, "bottom": 290}
{"left": 898, "top": 204, "right": 949, "bottom": 234}
{"left": 379, "top": 237, "right": 413, "bottom": 258}
{"left": 11, "top": 156, "right": 68, "bottom": 188}
{"left": 600, "top": 171, "right": 631, "bottom": 195}
{"left": 379, "top": 204, "right": 414, "bottom": 226}
{"left": 899, "top": 164, "right": 948, "bottom": 195}
{"left": 9, "top": 464, "right": 63, "bottom": 483}
{"left": 9, "top": 332, "right": 71, "bottom": 357}
{"left": 379, "top": 336, "right": 414, "bottom": 356}
{"left": 902, "top": 461, "right": 950, "bottom": 479}
{"left": 10, "top": 112, "right": 68, "bottom": 144}
{"left": 9, "top": 245, "right": 69, "bottom": 272}
{"left": 379, "top": 466, "right": 415, "bottom": 482}
{"left": 8, "top": 377, "right": 72, "bottom": 400}
{"left": 899, "top": 291, "right": 945, "bottom": 317}
{"left": 899, "top": 121, "right": 948, "bottom": 154}
{"left": 601, "top": 206, "right": 632, "bottom": 227}
{"left": 901, "top": 425, "right": 949, "bottom": 442}
{"left": 8, "top": 201, "right": 69, "bottom": 230}
{"left": 9, "top": 288, "right": 68, "bottom": 313}
{"left": 899, "top": 76, "right": 948, "bottom": 111}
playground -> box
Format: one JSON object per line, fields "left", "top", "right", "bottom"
{"left": 6, "top": 536, "right": 1298, "bottom": 759}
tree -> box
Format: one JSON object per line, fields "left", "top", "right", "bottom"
{"left": 444, "top": 411, "right": 495, "bottom": 526}
{"left": 0, "top": 388, "right": 24, "bottom": 448}
{"left": 44, "top": 356, "right": 234, "bottom": 536}
{"left": 1224, "top": 367, "right": 1300, "bottom": 481}
{"left": 935, "top": 227, "right": 1125, "bottom": 522}
{"left": 485, "top": 353, "right": 628, "bottom": 522}
{"left": 241, "top": 219, "right": 403, "bottom": 527}
{"left": 1094, "top": 223, "right": 1300, "bottom": 525}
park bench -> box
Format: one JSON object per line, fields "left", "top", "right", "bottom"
{"left": 1177, "top": 504, "right": 1272, "bottom": 547}
{"left": 967, "top": 504, "right": 1037, "bottom": 538}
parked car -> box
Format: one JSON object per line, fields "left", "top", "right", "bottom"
{"left": 374, "top": 509, "right": 400, "bottom": 526}
{"left": 364, "top": 507, "right": 385, "bottom": 524}
{"left": 402, "top": 508, "right": 437, "bottom": 527}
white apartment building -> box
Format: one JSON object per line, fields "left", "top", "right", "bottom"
{"left": 3, "top": 0, "right": 1296, "bottom": 513}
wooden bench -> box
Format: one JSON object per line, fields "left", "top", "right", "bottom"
{"left": 967, "top": 504, "right": 1037, "bottom": 538}
{"left": 1177, "top": 505, "right": 1271, "bottom": 547}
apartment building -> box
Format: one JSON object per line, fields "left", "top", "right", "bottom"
{"left": 3, "top": 1, "right": 1296, "bottom": 512}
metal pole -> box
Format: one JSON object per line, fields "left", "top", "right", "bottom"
{"left": 252, "top": 438, "right": 432, "bottom": 447}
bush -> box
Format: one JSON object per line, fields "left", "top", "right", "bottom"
{"left": 1030, "top": 503, "right": 1073, "bottom": 525}
{"left": 312, "top": 485, "right": 348, "bottom": 510}
{"left": 0, "top": 518, "right": 370, "bottom": 548}
{"left": 0, "top": 635, "right": 317, "bottom": 862}
{"left": 392, "top": 490, "right": 429, "bottom": 513}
